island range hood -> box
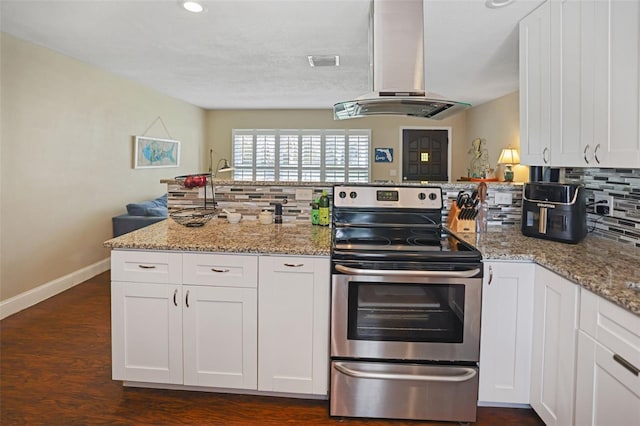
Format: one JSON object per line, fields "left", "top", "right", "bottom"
{"left": 333, "top": 0, "right": 470, "bottom": 120}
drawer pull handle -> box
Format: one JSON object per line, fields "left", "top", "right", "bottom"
{"left": 185, "top": 290, "right": 190, "bottom": 308}
{"left": 173, "top": 289, "right": 178, "bottom": 307}
{"left": 542, "top": 147, "right": 549, "bottom": 164}
{"left": 613, "top": 354, "right": 640, "bottom": 376}
{"left": 138, "top": 264, "right": 156, "bottom": 269}
{"left": 284, "top": 263, "right": 304, "bottom": 268}
{"left": 594, "top": 144, "right": 601, "bottom": 164}
{"left": 211, "top": 268, "right": 230, "bottom": 273}
{"left": 488, "top": 266, "right": 493, "bottom": 285}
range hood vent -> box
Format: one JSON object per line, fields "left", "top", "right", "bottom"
{"left": 334, "top": 0, "right": 470, "bottom": 120}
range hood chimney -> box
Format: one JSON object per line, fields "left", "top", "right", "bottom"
{"left": 333, "top": 0, "right": 470, "bottom": 120}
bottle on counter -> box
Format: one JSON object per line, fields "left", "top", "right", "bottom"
{"left": 318, "top": 190, "right": 330, "bottom": 226}
{"left": 274, "top": 203, "right": 283, "bottom": 224}
{"left": 311, "top": 198, "right": 320, "bottom": 225}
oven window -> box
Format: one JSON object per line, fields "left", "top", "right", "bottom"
{"left": 347, "top": 282, "right": 465, "bottom": 343}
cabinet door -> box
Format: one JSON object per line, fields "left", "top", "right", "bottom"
{"left": 519, "top": 0, "right": 552, "bottom": 166}
{"left": 594, "top": 0, "right": 640, "bottom": 167}
{"left": 576, "top": 331, "right": 640, "bottom": 426}
{"left": 182, "top": 285, "right": 257, "bottom": 389}
{"left": 550, "top": 0, "right": 595, "bottom": 167}
{"left": 530, "top": 266, "right": 579, "bottom": 426}
{"left": 111, "top": 281, "right": 183, "bottom": 384}
{"left": 478, "top": 261, "right": 535, "bottom": 405}
{"left": 258, "top": 256, "right": 330, "bottom": 395}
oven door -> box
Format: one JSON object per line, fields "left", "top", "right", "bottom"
{"left": 331, "top": 265, "right": 481, "bottom": 362}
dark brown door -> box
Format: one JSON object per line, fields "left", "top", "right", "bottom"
{"left": 402, "top": 129, "right": 449, "bottom": 182}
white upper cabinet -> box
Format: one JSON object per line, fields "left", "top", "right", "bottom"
{"left": 520, "top": 0, "right": 640, "bottom": 168}
{"left": 550, "top": 0, "right": 593, "bottom": 167}
{"left": 519, "top": 0, "right": 552, "bottom": 166}
{"left": 594, "top": 0, "right": 640, "bottom": 167}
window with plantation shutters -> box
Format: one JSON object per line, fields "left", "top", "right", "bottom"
{"left": 231, "top": 129, "right": 370, "bottom": 182}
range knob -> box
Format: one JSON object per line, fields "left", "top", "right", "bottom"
{"left": 349, "top": 191, "right": 357, "bottom": 199}
{"left": 429, "top": 192, "right": 438, "bottom": 201}
{"left": 418, "top": 192, "right": 426, "bottom": 200}
{"left": 339, "top": 191, "right": 347, "bottom": 199}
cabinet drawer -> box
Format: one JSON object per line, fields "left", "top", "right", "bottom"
{"left": 111, "top": 250, "right": 182, "bottom": 284}
{"left": 580, "top": 290, "right": 640, "bottom": 375}
{"left": 183, "top": 253, "right": 258, "bottom": 288}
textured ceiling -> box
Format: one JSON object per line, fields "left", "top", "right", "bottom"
{"left": 1, "top": 0, "right": 544, "bottom": 110}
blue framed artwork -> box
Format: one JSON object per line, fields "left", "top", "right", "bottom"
{"left": 134, "top": 136, "right": 180, "bottom": 169}
{"left": 374, "top": 148, "right": 394, "bottom": 163}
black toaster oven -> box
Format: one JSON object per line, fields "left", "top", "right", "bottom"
{"left": 521, "top": 182, "right": 587, "bottom": 244}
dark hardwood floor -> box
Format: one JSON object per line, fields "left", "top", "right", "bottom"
{"left": 1, "top": 271, "right": 544, "bottom": 425}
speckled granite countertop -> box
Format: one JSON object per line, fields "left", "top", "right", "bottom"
{"left": 455, "top": 228, "right": 640, "bottom": 316}
{"left": 104, "top": 219, "right": 331, "bottom": 256}
{"left": 104, "top": 219, "right": 640, "bottom": 315}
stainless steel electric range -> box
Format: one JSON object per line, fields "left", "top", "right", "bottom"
{"left": 329, "top": 185, "right": 483, "bottom": 423}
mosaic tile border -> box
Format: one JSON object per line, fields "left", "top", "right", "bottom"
{"left": 565, "top": 168, "right": 640, "bottom": 247}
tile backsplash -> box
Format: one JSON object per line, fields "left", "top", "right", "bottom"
{"left": 163, "top": 170, "right": 640, "bottom": 248}
{"left": 565, "top": 168, "right": 640, "bottom": 247}
{"left": 164, "top": 180, "right": 524, "bottom": 227}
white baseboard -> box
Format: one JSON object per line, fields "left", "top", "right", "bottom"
{"left": 0, "top": 258, "right": 110, "bottom": 320}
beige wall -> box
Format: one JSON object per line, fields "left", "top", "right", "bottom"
{"left": 206, "top": 109, "right": 468, "bottom": 182}
{"left": 465, "top": 91, "right": 528, "bottom": 182}
{"left": 0, "top": 34, "right": 205, "bottom": 301}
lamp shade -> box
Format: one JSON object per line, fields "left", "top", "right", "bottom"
{"left": 497, "top": 147, "right": 520, "bottom": 165}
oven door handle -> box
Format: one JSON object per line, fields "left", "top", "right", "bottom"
{"left": 334, "top": 362, "right": 477, "bottom": 383}
{"left": 334, "top": 264, "right": 481, "bottom": 278}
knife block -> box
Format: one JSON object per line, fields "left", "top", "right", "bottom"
{"left": 447, "top": 203, "right": 476, "bottom": 234}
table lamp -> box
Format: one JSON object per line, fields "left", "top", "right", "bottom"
{"left": 497, "top": 147, "right": 520, "bottom": 182}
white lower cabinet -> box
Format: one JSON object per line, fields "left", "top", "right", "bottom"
{"left": 111, "top": 250, "right": 330, "bottom": 397}
{"left": 530, "top": 265, "right": 580, "bottom": 426}
{"left": 112, "top": 251, "right": 258, "bottom": 390}
{"left": 478, "top": 261, "right": 535, "bottom": 405}
{"left": 258, "top": 255, "right": 330, "bottom": 396}
{"left": 182, "top": 285, "right": 257, "bottom": 388}
{"left": 574, "top": 290, "right": 640, "bottom": 426}
{"left": 111, "top": 281, "right": 184, "bottom": 384}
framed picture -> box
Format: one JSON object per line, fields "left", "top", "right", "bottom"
{"left": 134, "top": 136, "right": 180, "bottom": 169}
{"left": 374, "top": 148, "right": 394, "bottom": 163}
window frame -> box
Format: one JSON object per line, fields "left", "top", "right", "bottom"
{"left": 231, "top": 128, "right": 371, "bottom": 183}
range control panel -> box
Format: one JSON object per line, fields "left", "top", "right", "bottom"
{"left": 333, "top": 185, "right": 443, "bottom": 210}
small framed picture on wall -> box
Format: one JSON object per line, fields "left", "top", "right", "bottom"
{"left": 133, "top": 136, "right": 180, "bottom": 169}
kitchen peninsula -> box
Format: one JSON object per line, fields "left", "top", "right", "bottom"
{"left": 105, "top": 217, "right": 640, "bottom": 425}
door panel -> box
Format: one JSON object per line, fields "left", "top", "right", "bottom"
{"left": 402, "top": 129, "right": 448, "bottom": 182}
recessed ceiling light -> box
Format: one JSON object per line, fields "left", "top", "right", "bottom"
{"left": 308, "top": 55, "right": 340, "bottom": 67}
{"left": 485, "top": 0, "right": 515, "bottom": 9}
{"left": 180, "top": 1, "right": 205, "bottom": 13}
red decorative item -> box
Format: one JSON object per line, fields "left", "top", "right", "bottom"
{"left": 177, "top": 174, "right": 208, "bottom": 188}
